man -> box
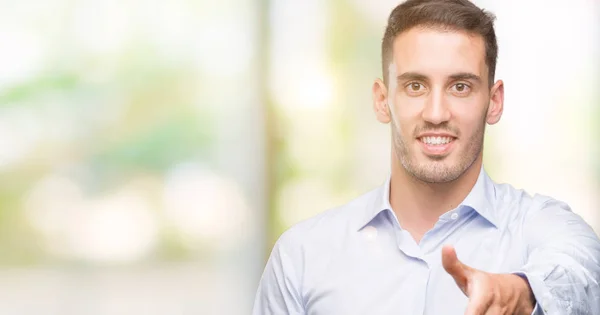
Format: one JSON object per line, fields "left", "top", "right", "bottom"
{"left": 253, "top": 0, "right": 600, "bottom": 314}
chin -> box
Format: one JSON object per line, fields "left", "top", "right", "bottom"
{"left": 418, "top": 149, "right": 454, "bottom": 162}
{"left": 402, "top": 157, "right": 464, "bottom": 182}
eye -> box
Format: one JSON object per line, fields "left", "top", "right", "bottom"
{"left": 451, "top": 83, "right": 471, "bottom": 95}
{"left": 409, "top": 82, "right": 423, "bottom": 91}
{"left": 405, "top": 82, "right": 426, "bottom": 95}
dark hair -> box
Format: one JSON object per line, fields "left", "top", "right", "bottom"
{"left": 382, "top": 0, "right": 498, "bottom": 86}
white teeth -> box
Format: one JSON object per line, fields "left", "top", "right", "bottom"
{"left": 421, "top": 136, "right": 452, "bottom": 145}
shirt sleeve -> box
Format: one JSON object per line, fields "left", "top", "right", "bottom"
{"left": 252, "top": 234, "right": 305, "bottom": 315}
{"left": 516, "top": 198, "right": 600, "bottom": 315}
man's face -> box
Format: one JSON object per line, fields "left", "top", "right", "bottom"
{"left": 383, "top": 27, "right": 502, "bottom": 183}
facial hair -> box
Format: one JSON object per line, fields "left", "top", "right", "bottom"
{"left": 392, "top": 119, "right": 486, "bottom": 184}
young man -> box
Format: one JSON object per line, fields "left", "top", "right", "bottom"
{"left": 253, "top": 0, "right": 600, "bottom": 314}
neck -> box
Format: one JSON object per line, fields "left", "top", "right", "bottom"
{"left": 389, "top": 154, "right": 482, "bottom": 240}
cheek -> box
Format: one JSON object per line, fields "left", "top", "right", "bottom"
{"left": 393, "top": 95, "right": 424, "bottom": 121}
{"left": 392, "top": 114, "right": 417, "bottom": 141}
{"left": 452, "top": 106, "right": 484, "bottom": 119}
{"left": 452, "top": 116, "right": 486, "bottom": 143}
{"left": 449, "top": 95, "right": 488, "bottom": 117}
{"left": 449, "top": 100, "right": 488, "bottom": 128}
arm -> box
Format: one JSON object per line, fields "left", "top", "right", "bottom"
{"left": 252, "top": 236, "right": 305, "bottom": 315}
{"left": 516, "top": 198, "right": 600, "bottom": 314}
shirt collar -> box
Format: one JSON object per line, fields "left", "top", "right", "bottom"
{"left": 460, "top": 166, "right": 498, "bottom": 227}
{"left": 357, "top": 165, "right": 498, "bottom": 231}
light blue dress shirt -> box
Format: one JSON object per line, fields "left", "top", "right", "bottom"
{"left": 253, "top": 167, "right": 600, "bottom": 315}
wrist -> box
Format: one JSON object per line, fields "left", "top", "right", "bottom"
{"left": 511, "top": 274, "right": 536, "bottom": 314}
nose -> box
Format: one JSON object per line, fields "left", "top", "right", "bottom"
{"left": 421, "top": 90, "right": 451, "bottom": 125}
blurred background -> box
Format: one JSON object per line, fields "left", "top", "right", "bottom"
{"left": 0, "top": 0, "right": 598, "bottom": 314}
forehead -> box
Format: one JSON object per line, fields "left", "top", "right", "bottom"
{"left": 391, "top": 27, "right": 487, "bottom": 80}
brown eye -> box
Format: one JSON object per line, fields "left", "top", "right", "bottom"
{"left": 405, "top": 82, "right": 426, "bottom": 96}
{"left": 410, "top": 83, "right": 422, "bottom": 91}
{"left": 451, "top": 83, "right": 470, "bottom": 95}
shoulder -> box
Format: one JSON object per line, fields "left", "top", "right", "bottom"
{"left": 490, "top": 180, "right": 594, "bottom": 236}
{"left": 484, "top": 180, "right": 600, "bottom": 258}
{"left": 491, "top": 180, "right": 572, "bottom": 218}
{"left": 273, "top": 185, "right": 381, "bottom": 255}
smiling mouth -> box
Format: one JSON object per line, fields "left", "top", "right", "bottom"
{"left": 418, "top": 136, "right": 455, "bottom": 145}
{"left": 416, "top": 135, "right": 457, "bottom": 156}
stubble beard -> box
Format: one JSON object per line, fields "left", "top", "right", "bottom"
{"left": 392, "top": 120, "right": 485, "bottom": 184}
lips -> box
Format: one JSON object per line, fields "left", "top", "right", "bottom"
{"left": 417, "top": 135, "right": 456, "bottom": 156}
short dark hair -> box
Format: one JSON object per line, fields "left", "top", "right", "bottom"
{"left": 382, "top": 0, "right": 498, "bottom": 86}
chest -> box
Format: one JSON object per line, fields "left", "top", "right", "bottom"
{"left": 302, "top": 224, "right": 526, "bottom": 315}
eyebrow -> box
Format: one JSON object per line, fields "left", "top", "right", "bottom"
{"left": 396, "top": 72, "right": 482, "bottom": 84}
{"left": 396, "top": 72, "right": 429, "bottom": 83}
{"left": 449, "top": 72, "right": 482, "bottom": 84}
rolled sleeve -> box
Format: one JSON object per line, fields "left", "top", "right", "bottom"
{"left": 516, "top": 198, "right": 600, "bottom": 315}
{"left": 513, "top": 271, "right": 556, "bottom": 314}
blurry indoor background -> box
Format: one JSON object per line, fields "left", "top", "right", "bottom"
{"left": 0, "top": 0, "right": 598, "bottom": 314}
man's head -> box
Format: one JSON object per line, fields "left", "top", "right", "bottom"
{"left": 372, "top": 0, "right": 504, "bottom": 184}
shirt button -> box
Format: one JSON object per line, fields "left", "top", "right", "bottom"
{"left": 450, "top": 212, "right": 459, "bottom": 220}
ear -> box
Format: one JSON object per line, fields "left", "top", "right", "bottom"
{"left": 486, "top": 80, "right": 504, "bottom": 125}
{"left": 372, "top": 78, "right": 391, "bottom": 124}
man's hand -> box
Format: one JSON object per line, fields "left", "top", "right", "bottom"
{"left": 441, "top": 245, "right": 536, "bottom": 315}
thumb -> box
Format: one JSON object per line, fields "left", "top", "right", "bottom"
{"left": 441, "top": 244, "right": 471, "bottom": 294}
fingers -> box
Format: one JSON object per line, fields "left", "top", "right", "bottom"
{"left": 463, "top": 278, "right": 493, "bottom": 315}
{"left": 442, "top": 245, "right": 469, "bottom": 293}
{"left": 441, "top": 244, "right": 461, "bottom": 275}
{"left": 483, "top": 307, "right": 503, "bottom": 315}
{"left": 468, "top": 305, "right": 500, "bottom": 315}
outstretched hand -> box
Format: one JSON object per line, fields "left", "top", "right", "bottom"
{"left": 441, "top": 245, "right": 535, "bottom": 315}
